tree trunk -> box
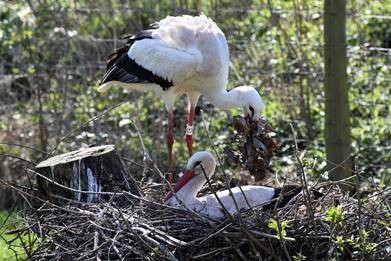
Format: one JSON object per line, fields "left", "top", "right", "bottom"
{"left": 324, "top": 0, "right": 353, "bottom": 188}
{"left": 35, "top": 145, "right": 142, "bottom": 204}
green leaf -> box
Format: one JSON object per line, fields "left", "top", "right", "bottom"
{"left": 325, "top": 206, "right": 344, "bottom": 224}
{"left": 268, "top": 218, "right": 289, "bottom": 239}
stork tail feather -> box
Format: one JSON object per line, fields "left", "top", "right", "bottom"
{"left": 106, "top": 46, "right": 130, "bottom": 69}
{"left": 265, "top": 185, "right": 324, "bottom": 210}
{"left": 106, "top": 30, "right": 154, "bottom": 70}
{"left": 272, "top": 185, "right": 302, "bottom": 208}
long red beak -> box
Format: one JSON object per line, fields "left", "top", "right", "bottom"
{"left": 164, "top": 169, "right": 195, "bottom": 202}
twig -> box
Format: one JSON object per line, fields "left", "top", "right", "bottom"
{"left": 290, "top": 123, "right": 319, "bottom": 258}
{"left": 192, "top": 246, "right": 233, "bottom": 259}
{"left": 48, "top": 101, "right": 127, "bottom": 157}
{"left": 200, "top": 110, "right": 242, "bottom": 221}
{"left": 356, "top": 169, "right": 362, "bottom": 230}
{"left": 0, "top": 142, "right": 49, "bottom": 155}
{"left": 249, "top": 229, "right": 295, "bottom": 242}
{"left": 0, "top": 153, "right": 36, "bottom": 165}
{"left": 199, "top": 164, "right": 232, "bottom": 220}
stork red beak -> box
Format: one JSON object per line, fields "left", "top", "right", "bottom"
{"left": 164, "top": 169, "right": 195, "bottom": 202}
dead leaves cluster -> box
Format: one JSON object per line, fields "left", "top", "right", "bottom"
{"left": 225, "top": 116, "right": 278, "bottom": 182}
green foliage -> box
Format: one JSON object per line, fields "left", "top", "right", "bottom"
{"left": 325, "top": 206, "right": 344, "bottom": 224}
{"left": 323, "top": 204, "right": 384, "bottom": 258}
{"left": 293, "top": 252, "right": 307, "bottom": 261}
{"left": 0, "top": 211, "right": 36, "bottom": 260}
{"left": 0, "top": 3, "right": 390, "bottom": 260}
{"left": 0, "top": 0, "right": 389, "bottom": 184}
{"left": 267, "top": 218, "right": 289, "bottom": 239}
{"left": 358, "top": 228, "right": 377, "bottom": 254}
{"left": 335, "top": 235, "right": 349, "bottom": 252}
{"left": 334, "top": 229, "right": 377, "bottom": 257}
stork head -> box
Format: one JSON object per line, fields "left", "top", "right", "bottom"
{"left": 238, "top": 86, "right": 263, "bottom": 122}
{"left": 164, "top": 151, "right": 216, "bottom": 202}
{"left": 185, "top": 151, "right": 216, "bottom": 178}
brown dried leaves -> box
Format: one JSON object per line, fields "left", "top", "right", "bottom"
{"left": 225, "top": 116, "right": 278, "bottom": 182}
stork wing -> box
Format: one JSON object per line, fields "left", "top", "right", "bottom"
{"left": 100, "top": 15, "right": 219, "bottom": 91}
{"left": 100, "top": 38, "right": 202, "bottom": 91}
{"left": 128, "top": 38, "right": 202, "bottom": 85}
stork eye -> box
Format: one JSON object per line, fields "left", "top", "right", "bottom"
{"left": 249, "top": 106, "right": 255, "bottom": 118}
{"left": 193, "top": 161, "right": 202, "bottom": 169}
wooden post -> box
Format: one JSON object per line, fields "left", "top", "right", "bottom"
{"left": 35, "top": 145, "right": 142, "bottom": 203}
{"left": 324, "top": 0, "right": 352, "bottom": 188}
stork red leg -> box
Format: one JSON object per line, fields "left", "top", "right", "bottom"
{"left": 167, "top": 110, "right": 174, "bottom": 184}
{"left": 186, "top": 103, "right": 196, "bottom": 156}
{"left": 185, "top": 93, "right": 200, "bottom": 157}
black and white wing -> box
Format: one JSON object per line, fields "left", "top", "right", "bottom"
{"left": 99, "top": 19, "right": 203, "bottom": 92}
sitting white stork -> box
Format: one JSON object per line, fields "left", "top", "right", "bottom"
{"left": 98, "top": 14, "right": 263, "bottom": 183}
{"left": 164, "top": 151, "right": 304, "bottom": 219}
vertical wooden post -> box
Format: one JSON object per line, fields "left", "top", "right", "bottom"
{"left": 324, "top": 0, "right": 352, "bottom": 187}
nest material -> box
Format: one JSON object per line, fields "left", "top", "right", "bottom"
{"left": 8, "top": 185, "right": 391, "bottom": 260}
{"left": 225, "top": 116, "right": 278, "bottom": 182}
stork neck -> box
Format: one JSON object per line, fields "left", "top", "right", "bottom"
{"left": 170, "top": 175, "right": 206, "bottom": 205}
{"left": 207, "top": 88, "right": 243, "bottom": 110}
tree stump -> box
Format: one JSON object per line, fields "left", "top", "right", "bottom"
{"left": 35, "top": 145, "right": 142, "bottom": 204}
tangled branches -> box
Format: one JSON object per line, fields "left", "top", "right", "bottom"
{"left": 4, "top": 183, "right": 390, "bottom": 260}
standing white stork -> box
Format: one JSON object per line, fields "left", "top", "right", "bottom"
{"left": 98, "top": 14, "right": 263, "bottom": 183}
{"left": 164, "top": 151, "right": 304, "bottom": 219}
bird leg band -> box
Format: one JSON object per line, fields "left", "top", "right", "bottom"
{"left": 186, "top": 124, "right": 194, "bottom": 136}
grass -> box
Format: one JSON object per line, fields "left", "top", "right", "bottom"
{"left": 0, "top": 210, "right": 36, "bottom": 261}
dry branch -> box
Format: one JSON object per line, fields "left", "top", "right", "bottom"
{"left": 2, "top": 149, "right": 389, "bottom": 260}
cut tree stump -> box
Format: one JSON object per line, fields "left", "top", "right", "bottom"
{"left": 35, "top": 145, "right": 142, "bottom": 204}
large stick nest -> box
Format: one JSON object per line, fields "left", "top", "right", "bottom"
{"left": 6, "top": 183, "right": 391, "bottom": 260}
{"left": 3, "top": 117, "right": 390, "bottom": 260}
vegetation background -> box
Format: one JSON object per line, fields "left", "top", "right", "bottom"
{"left": 0, "top": 0, "right": 390, "bottom": 259}
{"left": 0, "top": 0, "right": 389, "bottom": 225}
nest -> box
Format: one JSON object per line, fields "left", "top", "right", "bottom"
{"left": 5, "top": 184, "right": 391, "bottom": 260}
{"left": 225, "top": 116, "right": 278, "bottom": 182}
{"left": 2, "top": 117, "right": 389, "bottom": 260}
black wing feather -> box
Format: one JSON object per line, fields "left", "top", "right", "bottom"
{"left": 106, "top": 45, "right": 129, "bottom": 69}
{"left": 100, "top": 28, "right": 173, "bottom": 90}
{"left": 123, "top": 29, "right": 154, "bottom": 44}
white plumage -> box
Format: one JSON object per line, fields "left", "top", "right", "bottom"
{"left": 98, "top": 14, "right": 263, "bottom": 183}
{"left": 164, "top": 151, "right": 302, "bottom": 220}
